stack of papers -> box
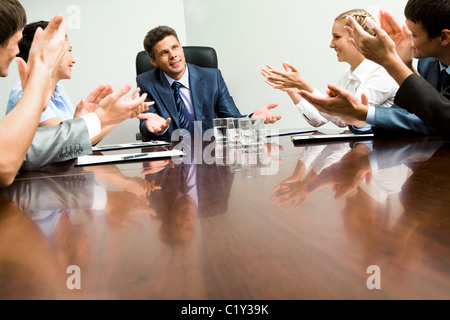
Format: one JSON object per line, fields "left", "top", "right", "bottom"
{"left": 76, "top": 149, "right": 184, "bottom": 166}
{"left": 291, "top": 133, "right": 374, "bottom": 143}
{"left": 92, "top": 140, "right": 169, "bottom": 152}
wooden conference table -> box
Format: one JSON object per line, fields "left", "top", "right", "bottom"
{"left": 1, "top": 131, "right": 450, "bottom": 301}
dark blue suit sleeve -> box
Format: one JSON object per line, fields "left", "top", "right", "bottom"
{"left": 368, "top": 58, "right": 440, "bottom": 138}
{"left": 372, "top": 105, "right": 438, "bottom": 137}
{"left": 136, "top": 75, "right": 170, "bottom": 141}
{"left": 214, "top": 70, "right": 243, "bottom": 118}
{"left": 394, "top": 74, "right": 450, "bottom": 139}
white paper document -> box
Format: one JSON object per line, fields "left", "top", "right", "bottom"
{"left": 92, "top": 140, "right": 170, "bottom": 152}
{"left": 76, "top": 149, "right": 184, "bottom": 166}
{"left": 92, "top": 140, "right": 169, "bottom": 152}
{"left": 291, "top": 133, "right": 374, "bottom": 143}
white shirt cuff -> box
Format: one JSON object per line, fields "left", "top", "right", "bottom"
{"left": 81, "top": 113, "right": 101, "bottom": 139}
{"left": 366, "top": 106, "right": 376, "bottom": 126}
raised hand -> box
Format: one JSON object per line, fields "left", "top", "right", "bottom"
{"left": 261, "top": 62, "right": 313, "bottom": 92}
{"left": 251, "top": 102, "right": 282, "bottom": 124}
{"left": 345, "top": 14, "right": 414, "bottom": 85}
{"left": 137, "top": 113, "right": 172, "bottom": 133}
{"left": 74, "top": 84, "right": 113, "bottom": 118}
{"left": 345, "top": 16, "right": 394, "bottom": 66}
{"left": 94, "top": 85, "right": 154, "bottom": 127}
{"left": 378, "top": 10, "right": 414, "bottom": 68}
{"left": 299, "top": 84, "right": 369, "bottom": 127}
{"left": 18, "top": 15, "right": 67, "bottom": 109}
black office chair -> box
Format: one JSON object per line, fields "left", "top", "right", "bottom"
{"left": 135, "top": 46, "right": 218, "bottom": 76}
{"left": 135, "top": 46, "right": 218, "bottom": 140}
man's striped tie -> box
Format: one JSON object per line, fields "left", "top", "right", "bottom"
{"left": 171, "top": 81, "right": 191, "bottom": 136}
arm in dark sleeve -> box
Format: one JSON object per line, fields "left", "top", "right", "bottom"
{"left": 372, "top": 105, "right": 438, "bottom": 137}
{"left": 394, "top": 74, "right": 450, "bottom": 139}
{"left": 137, "top": 76, "right": 170, "bottom": 141}
{"left": 214, "top": 69, "right": 243, "bottom": 118}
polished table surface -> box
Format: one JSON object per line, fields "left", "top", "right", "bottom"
{"left": 1, "top": 133, "right": 450, "bottom": 300}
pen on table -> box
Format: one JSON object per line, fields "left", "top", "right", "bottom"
{"left": 122, "top": 153, "right": 149, "bottom": 160}
{"left": 266, "top": 130, "right": 317, "bottom": 137}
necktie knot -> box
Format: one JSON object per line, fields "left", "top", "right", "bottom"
{"left": 172, "top": 81, "right": 182, "bottom": 91}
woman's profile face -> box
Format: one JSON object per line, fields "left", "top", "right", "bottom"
{"left": 329, "top": 19, "right": 362, "bottom": 65}
{"left": 57, "top": 38, "right": 75, "bottom": 80}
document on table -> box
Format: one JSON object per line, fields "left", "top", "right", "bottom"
{"left": 92, "top": 140, "right": 169, "bottom": 152}
{"left": 76, "top": 149, "right": 184, "bottom": 166}
{"left": 266, "top": 129, "right": 318, "bottom": 138}
{"left": 291, "top": 133, "right": 374, "bottom": 143}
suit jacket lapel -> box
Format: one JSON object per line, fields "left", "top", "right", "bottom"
{"left": 154, "top": 69, "right": 180, "bottom": 128}
{"left": 427, "top": 60, "right": 441, "bottom": 90}
{"left": 188, "top": 64, "right": 205, "bottom": 124}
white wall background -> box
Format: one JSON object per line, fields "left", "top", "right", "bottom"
{"left": 0, "top": 0, "right": 408, "bottom": 144}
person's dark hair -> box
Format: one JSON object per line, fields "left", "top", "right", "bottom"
{"left": 0, "top": 0, "right": 27, "bottom": 47}
{"left": 405, "top": 0, "right": 450, "bottom": 39}
{"left": 143, "top": 25, "right": 179, "bottom": 60}
{"left": 17, "top": 21, "right": 49, "bottom": 62}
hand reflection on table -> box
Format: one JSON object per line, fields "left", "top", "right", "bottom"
{"left": 272, "top": 139, "right": 445, "bottom": 208}
{"left": 272, "top": 143, "right": 356, "bottom": 207}
{"left": 337, "top": 139, "right": 450, "bottom": 281}
{"left": 83, "top": 165, "right": 160, "bottom": 230}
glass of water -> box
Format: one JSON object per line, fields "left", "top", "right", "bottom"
{"left": 213, "top": 118, "right": 229, "bottom": 143}
{"left": 227, "top": 118, "right": 240, "bottom": 146}
{"left": 238, "top": 118, "right": 256, "bottom": 147}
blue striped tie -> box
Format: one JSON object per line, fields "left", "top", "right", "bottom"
{"left": 171, "top": 81, "right": 191, "bottom": 135}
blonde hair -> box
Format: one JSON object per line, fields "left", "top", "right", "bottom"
{"left": 335, "top": 9, "right": 376, "bottom": 36}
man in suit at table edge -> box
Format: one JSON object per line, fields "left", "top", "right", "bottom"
{"left": 299, "top": 0, "right": 450, "bottom": 139}
{"left": 136, "top": 25, "right": 282, "bottom": 142}
{"left": 0, "top": 0, "right": 151, "bottom": 187}
{"left": 0, "top": 0, "right": 152, "bottom": 187}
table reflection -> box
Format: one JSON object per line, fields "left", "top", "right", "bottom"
{"left": 1, "top": 136, "right": 450, "bottom": 300}
{"left": 143, "top": 160, "right": 234, "bottom": 246}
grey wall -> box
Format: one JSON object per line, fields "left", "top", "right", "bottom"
{"left": 0, "top": 0, "right": 408, "bottom": 144}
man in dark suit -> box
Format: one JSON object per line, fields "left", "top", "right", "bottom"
{"left": 137, "top": 25, "right": 281, "bottom": 141}
{"left": 299, "top": 0, "right": 450, "bottom": 139}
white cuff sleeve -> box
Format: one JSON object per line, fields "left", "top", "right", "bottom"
{"left": 366, "top": 106, "right": 376, "bottom": 126}
{"left": 81, "top": 113, "right": 102, "bottom": 139}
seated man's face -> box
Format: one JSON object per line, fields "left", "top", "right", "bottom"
{"left": 0, "top": 30, "right": 22, "bottom": 77}
{"left": 150, "top": 35, "right": 186, "bottom": 80}
{"left": 405, "top": 19, "right": 442, "bottom": 60}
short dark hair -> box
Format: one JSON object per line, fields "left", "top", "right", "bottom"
{"left": 143, "top": 25, "right": 179, "bottom": 60}
{"left": 18, "top": 21, "right": 49, "bottom": 62}
{"left": 405, "top": 0, "right": 450, "bottom": 39}
{"left": 0, "top": 0, "right": 27, "bottom": 47}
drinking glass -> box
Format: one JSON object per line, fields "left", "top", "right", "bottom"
{"left": 238, "top": 118, "right": 256, "bottom": 147}
{"left": 213, "top": 118, "right": 229, "bottom": 143}
{"left": 227, "top": 118, "right": 240, "bottom": 146}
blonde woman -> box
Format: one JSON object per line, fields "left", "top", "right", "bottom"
{"left": 262, "top": 9, "right": 398, "bottom": 130}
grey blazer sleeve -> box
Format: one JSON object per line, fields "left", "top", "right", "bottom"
{"left": 394, "top": 74, "right": 450, "bottom": 139}
{"left": 21, "top": 118, "right": 92, "bottom": 171}
{"left": 372, "top": 105, "right": 438, "bottom": 137}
